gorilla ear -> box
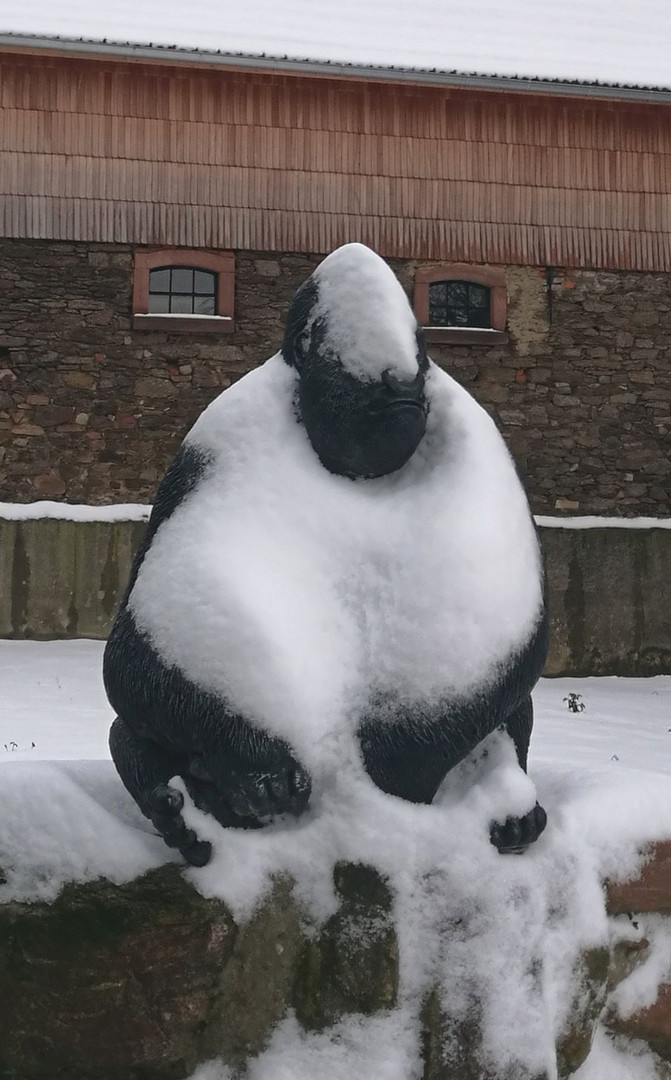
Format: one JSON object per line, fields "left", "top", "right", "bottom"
{"left": 415, "top": 326, "right": 430, "bottom": 372}
{"left": 282, "top": 278, "right": 320, "bottom": 370}
{"left": 293, "top": 327, "right": 312, "bottom": 368}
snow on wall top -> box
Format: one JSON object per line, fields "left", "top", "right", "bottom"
{"left": 2, "top": 503, "right": 671, "bottom": 529}
{"left": 1, "top": 0, "right": 671, "bottom": 93}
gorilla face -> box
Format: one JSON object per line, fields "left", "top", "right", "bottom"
{"left": 282, "top": 245, "right": 429, "bottom": 480}
{"left": 293, "top": 322, "right": 429, "bottom": 479}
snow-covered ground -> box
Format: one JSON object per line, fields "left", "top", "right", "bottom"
{"left": 2, "top": 638, "right": 670, "bottom": 773}
{"left": 2, "top": 638, "right": 671, "bottom": 1080}
{"left": 1, "top": 639, "right": 113, "bottom": 760}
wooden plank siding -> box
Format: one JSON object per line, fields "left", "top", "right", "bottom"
{"left": 1, "top": 52, "right": 671, "bottom": 269}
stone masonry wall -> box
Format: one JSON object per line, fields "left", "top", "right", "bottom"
{"left": 3, "top": 851, "right": 671, "bottom": 1080}
{"left": 0, "top": 239, "right": 669, "bottom": 513}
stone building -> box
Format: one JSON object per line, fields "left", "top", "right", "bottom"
{"left": 0, "top": 5, "right": 670, "bottom": 513}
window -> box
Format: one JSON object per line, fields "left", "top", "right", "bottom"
{"left": 133, "top": 249, "right": 234, "bottom": 333}
{"left": 428, "top": 280, "right": 491, "bottom": 329}
{"left": 148, "top": 267, "right": 217, "bottom": 315}
{"left": 414, "top": 264, "right": 507, "bottom": 345}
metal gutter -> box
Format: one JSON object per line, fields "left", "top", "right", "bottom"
{"left": 1, "top": 32, "right": 671, "bottom": 103}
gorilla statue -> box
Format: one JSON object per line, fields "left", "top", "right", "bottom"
{"left": 104, "top": 243, "right": 548, "bottom": 866}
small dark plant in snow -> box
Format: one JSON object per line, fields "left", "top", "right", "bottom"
{"left": 563, "top": 692, "right": 585, "bottom": 714}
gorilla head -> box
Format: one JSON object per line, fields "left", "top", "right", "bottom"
{"left": 282, "top": 243, "right": 429, "bottom": 479}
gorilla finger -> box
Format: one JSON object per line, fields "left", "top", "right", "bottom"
{"left": 533, "top": 803, "right": 548, "bottom": 838}
{"left": 149, "top": 783, "right": 184, "bottom": 817}
{"left": 182, "top": 775, "right": 214, "bottom": 815}
{"left": 264, "top": 769, "right": 291, "bottom": 809}
{"left": 288, "top": 765, "right": 312, "bottom": 811}
{"left": 227, "top": 776, "right": 273, "bottom": 820}
{"left": 514, "top": 804, "right": 547, "bottom": 848}
{"left": 226, "top": 788, "right": 257, "bottom": 818}
{"left": 152, "top": 809, "right": 212, "bottom": 866}
{"left": 165, "top": 822, "right": 212, "bottom": 866}
{"left": 182, "top": 838, "right": 213, "bottom": 867}
{"left": 188, "top": 755, "right": 213, "bottom": 782}
{"left": 490, "top": 815, "right": 522, "bottom": 853}
{"left": 489, "top": 822, "right": 504, "bottom": 849}
{"left": 519, "top": 818, "right": 534, "bottom": 847}
{"left": 161, "top": 823, "right": 197, "bottom": 849}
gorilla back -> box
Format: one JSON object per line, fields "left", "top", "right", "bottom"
{"left": 104, "top": 242, "right": 548, "bottom": 865}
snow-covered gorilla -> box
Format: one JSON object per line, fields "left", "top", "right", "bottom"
{"left": 104, "top": 243, "right": 548, "bottom": 867}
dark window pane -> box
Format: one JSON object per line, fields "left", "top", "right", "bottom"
{"left": 467, "top": 307, "right": 489, "bottom": 328}
{"left": 447, "top": 281, "right": 467, "bottom": 304}
{"left": 171, "top": 268, "right": 194, "bottom": 293}
{"left": 148, "top": 293, "right": 170, "bottom": 313}
{"left": 468, "top": 283, "right": 489, "bottom": 308}
{"left": 465, "top": 283, "right": 490, "bottom": 326}
{"left": 170, "top": 294, "right": 193, "bottom": 314}
{"left": 194, "top": 270, "right": 216, "bottom": 294}
{"left": 145, "top": 263, "right": 222, "bottom": 318}
{"left": 446, "top": 282, "right": 469, "bottom": 325}
{"left": 428, "top": 282, "right": 447, "bottom": 325}
{"left": 194, "top": 295, "right": 216, "bottom": 315}
{"left": 427, "top": 279, "right": 492, "bottom": 328}
{"left": 149, "top": 268, "right": 170, "bottom": 292}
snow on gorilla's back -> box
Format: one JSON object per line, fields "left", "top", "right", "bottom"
{"left": 129, "top": 244, "right": 542, "bottom": 776}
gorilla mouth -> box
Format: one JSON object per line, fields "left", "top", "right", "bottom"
{"left": 376, "top": 370, "right": 427, "bottom": 418}
{"left": 383, "top": 399, "right": 425, "bottom": 411}
{"left": 371, "top": 398, "right": 427, "bottom": 419}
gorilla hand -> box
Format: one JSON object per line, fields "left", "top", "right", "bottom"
{"left": 108, "top": 717, "right": 214, "bottom": 866}
{"left": 490, "top": 802, "right": 547, "bottom": 854}
{"left": 148, "top": 784, "right": 213, "bottom": 867}
{"left": 185, "top": 739, "right": 312, "bottom": 829}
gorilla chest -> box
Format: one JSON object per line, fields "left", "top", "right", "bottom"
{"left": 131, "top": 457, "right": 542, "bottom": 742}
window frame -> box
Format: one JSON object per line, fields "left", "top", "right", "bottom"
{"left": 132, "top": 249, "right": 235, "bottom": 333}
{"left": 414, "top": 264, "right": 508, "bottom": 345}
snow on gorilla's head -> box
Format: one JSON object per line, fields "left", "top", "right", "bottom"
{"left": 304, "top": 242, "right": 420, "bottom": 382}
{"left": 282, "top": 243, "right": 429, "bottom": 480}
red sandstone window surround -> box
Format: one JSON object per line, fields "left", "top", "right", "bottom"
{"left": 132, "top": 249, "right": 234, "bottom": 333}
{"left": 414, "top": 265, "right": 508, "bottom": 345}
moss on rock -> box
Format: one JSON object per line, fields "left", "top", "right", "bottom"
{"left": 293, "top": 862, "right": 398, "bottom": 1030}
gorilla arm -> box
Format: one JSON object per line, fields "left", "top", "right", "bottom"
{"left": 106, "top": 609, "right": 312, "bottom": 864}
{"left": 357, "top": 610, "right": 549, "bottom": 852}
{"left": 104, "top": 443, "right": 311, "bottom": 866}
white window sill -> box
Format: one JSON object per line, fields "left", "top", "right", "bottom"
{"left": 133, "top": 314, "right": 235, "bottom": 334}
{"left": 423, "top": 326, "right": 508, "bottom": 345}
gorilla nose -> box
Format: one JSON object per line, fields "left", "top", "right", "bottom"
{"left": 382, "top": 369, "right": 424, "bottom": 399}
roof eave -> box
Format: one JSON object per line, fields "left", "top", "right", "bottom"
{"left": 1, "top": 32, "right": 671, "bottom": 103}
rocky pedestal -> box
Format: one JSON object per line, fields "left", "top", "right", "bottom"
{"left": 603, "top": 842, "right": 671, "bottom": 1068}
{"left": 3, "top": 848, "right": 671, "bottom": 1079}
{"left": 0, "top": 862, "right": 397, "bottom": 1080}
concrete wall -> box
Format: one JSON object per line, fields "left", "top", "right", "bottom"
{"left": 542, "top": 526, "right": 671, "bottom": 675}
{"left": 1, "top": 518, "right": 670, "bottom": 675}
{"left": 0, "top": 517, "right": 146, "bottom": 641}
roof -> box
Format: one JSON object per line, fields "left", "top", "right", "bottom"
{"left": 1, "top": 0, "right": 671, "bottom": 97}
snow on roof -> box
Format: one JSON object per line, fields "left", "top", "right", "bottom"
{"left": 1, "top": 0, "right": 671, "bottom": 94}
